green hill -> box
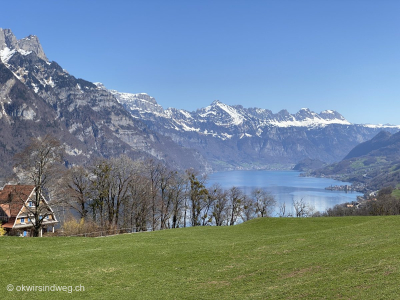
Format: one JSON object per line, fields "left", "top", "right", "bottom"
{"left": 1, "top": 217, "right": 400, "bottom": 299}
{"left": 312, "top": 130, "right": 400, "bottom": 190}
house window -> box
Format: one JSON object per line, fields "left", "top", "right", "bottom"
{"left": 28, "top": 201, "right": 33, "bottom": 207}
{"left": 46, "top": 215, "right": 50, "bottom": 220}
{"left": 20, "top": 217, "right": 25, "bottom": 224}
{"left": 28, "top": 218, "right": 31, "bottom": 222}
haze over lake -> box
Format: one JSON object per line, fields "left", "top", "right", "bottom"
{"left": 208, "top": 170, "right": 362, "bottom": 216}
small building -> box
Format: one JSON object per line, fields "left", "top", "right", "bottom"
{"left": 0, "top": 185, "right": 58, "bottom": 237}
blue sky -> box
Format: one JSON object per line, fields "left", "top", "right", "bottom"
{"left": 1, "top": 0, "right": 399, "bottom": 124}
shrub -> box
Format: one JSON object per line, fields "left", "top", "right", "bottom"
{"left": 0, "top": 224, "right": 6, "bottom": 237}
{"left": 62, "top": 217, "right": 100, "bottom": 236}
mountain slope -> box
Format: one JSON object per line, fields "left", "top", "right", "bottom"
{"left": 312, "top": 131, "right": 400, "bottom": 190}
{"left": 344, "top": 131, "right": 393, "bottom": 160}
{"left": 0, "top": 60, "right": 91, "bottom": 176}
{"left": 0, "top": 28, "right": 209, "bottom": 172}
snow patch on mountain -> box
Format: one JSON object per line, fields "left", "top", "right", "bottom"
{"left": 94, "top": 82, "right": 107, "bottom": 90}
{"left": 107, "top": 88, "right": 166, "bottom": 118}
{"left": 181, "top": 123, "right": 200, "bottom": 132}
{"left": 221, "top": 132, "right": 233, "bottom": 140}
{"left": 199, "top": 109, "right": 216, "bottom": 118}
{"left": 268, "top": 116, "right": 351, "bottom": 128}
{"left": 213, "top": 100, "right": 244, "bottom": 126}
{"left": 0, "top": 46, "right": 32, "bottom": 65}
{"left": 179, "top": 109, "right": 193, "bottom": 119}
{"left": 18, "top": 49, "right": 32, "bottom": 56}
{"left": 0, "top": 47, "right": 15, "bottom": 63}
{"left": 31, "top": 82, "right": 39, "bottom": 93}
{"left": 363, "top": 124, "right": 400, "bottom": 129}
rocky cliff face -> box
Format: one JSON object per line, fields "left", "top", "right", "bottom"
{"left": 0, "top": 60, "right": 90, "bottom": 177}
{"left": 0, "top": 29, "right": 47, "bottom": 60}
{"left": 0, "top": 28, "right": 209, "bottom": 173}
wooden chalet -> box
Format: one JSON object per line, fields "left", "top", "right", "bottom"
{"left": 0, "top": 185, "right": 58, "bottom": 237}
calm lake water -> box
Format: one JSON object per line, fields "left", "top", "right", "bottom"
{"left": 207, "top": 170, "right": 362, "bottom": 216}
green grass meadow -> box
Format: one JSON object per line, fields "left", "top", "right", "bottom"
{"left": 1, "top": 216, "right": 400, "bottom": 299}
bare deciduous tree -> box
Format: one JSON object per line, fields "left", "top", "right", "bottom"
{"left": 89, "top": 158, "right": 111, "bottom": 228}
{"left": 14, "top": 134, "right": 64, "bottom": 237}
{"left": 159, "top": 166, "right": 175, "bottom": 229}
{"left": 186, "top": 169, "right": 208, "bottom": 227}
{"left": 201, "top": 184, "right": 216, "bottom": 226}
{"left": 169, "top": 173, "right": 186, "bottom": 229}
{"left": 145, "top": 159, "right": 163, "bottom": 231}
{"left": 252, "top": 188, "right": 276, "bottom": 218}
{"left": 241, "top": 194, "right": 256, "bottom": 222}
{"left": 278, "top": 202, "right": 289, "bottom": 217}
{"left": 293, "top": 198, "right": 314, "bottom": 217}
{"left": 62, "top": 165, "right": 91, "bottom": 220}
{"left": 211, "top": 185, "right": 228, "bottom": 226}
{"left": 127, "top": 170, "right": 151, "bottom": 231}
{"left": 109, "top": 156, "right": 136, "bottom": 227}
{"left": 228, "top": 187, "right": 244, "bottom": 226}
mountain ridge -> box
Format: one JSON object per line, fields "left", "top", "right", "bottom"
{"left": 108, "top": 86, "right": 400, "bottom": 170}
{"left": 1, "top": 27, "right": 400, "bottom": 173}
{"left": 109, "top": 87, "right": 400, "bottom": 131}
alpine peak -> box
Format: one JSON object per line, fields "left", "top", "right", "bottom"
{"left": 0, "top": 28, "right": 48, "bottom": 62}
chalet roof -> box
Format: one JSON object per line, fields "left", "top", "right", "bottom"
{"left": 2, "top": 217, "right": 16, "bottom": 228}
{"left": 0, "top": 185, "right": 34, "bottom": 218}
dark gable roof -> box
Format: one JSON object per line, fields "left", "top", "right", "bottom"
{"left": 0, "top": 185, "right": 34, "bottom": 217}
{"left": 2, "top": 217, "right": 16, "bottom": 228}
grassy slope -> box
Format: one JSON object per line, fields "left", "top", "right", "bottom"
{"left": 392, "top": 188, "right": 400, "bottom": 198}
{"left": 1, "top": 217, "right": 400, "bottom": 299}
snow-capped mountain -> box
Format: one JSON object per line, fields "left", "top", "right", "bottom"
{"left": 1, "top": 27, "right": 399, "bottom": 173}
{"left": 109, "top": 90, "right": 351, "bottom": 137}
{"left": 109, "top": 87, "right": 400, "bottom": 170}
{"left": 0, "top": 28, "right": 209, "bottom": 173}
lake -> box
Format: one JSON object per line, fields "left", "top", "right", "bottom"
{"left": 207, "top": 170, "right": 362, "bottom": 216}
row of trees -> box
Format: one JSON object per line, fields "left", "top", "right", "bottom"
{"left": 14, "top": 135, "right": 351, "bottom": 236}
{"left": 11, "top": 135, "right": 277, "bottom": 234}
{"left": 17, "top": 134, "right": 400, "bottom": 237}
{"left": 59, "top": 157, "right": 277, "bottom": 231}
